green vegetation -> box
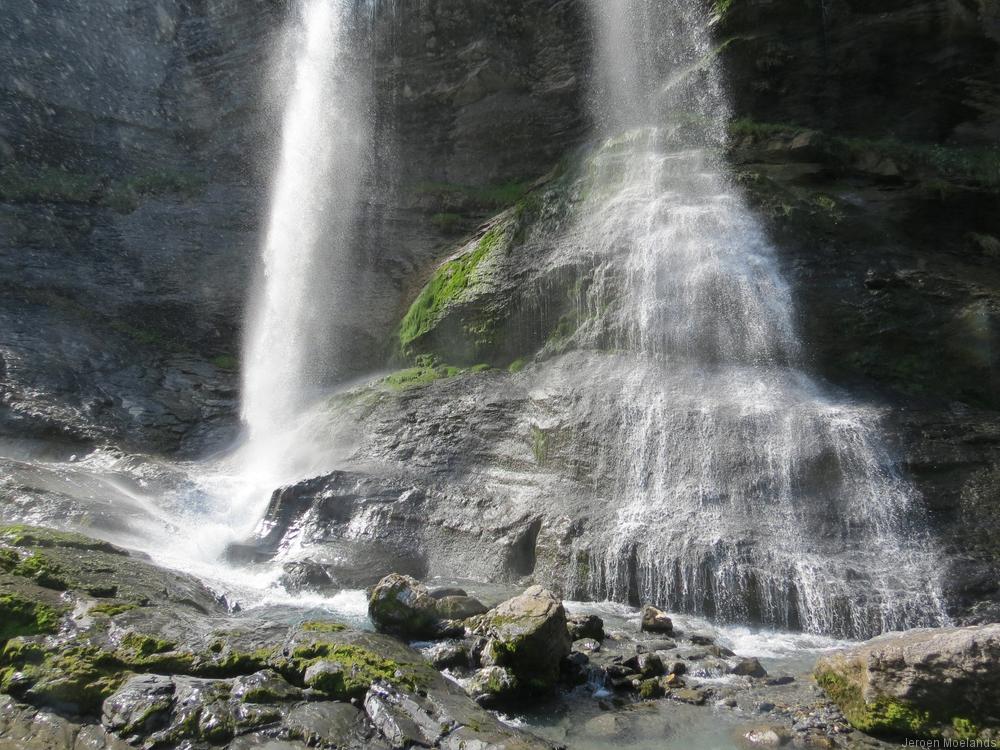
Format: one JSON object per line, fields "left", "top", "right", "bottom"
{"left": 0, "top": 525, "right": 123, "bottom": 554}
{"left": 299, "top": 620, "right": 346, "bottom": 633}
{"left": 508, "top": 358, "right": 527, "bottom": 374}
{"left": 712, "top": 0, "right": 735, "bottom": 19}
{"left": 0, "top": 594, "right": 60, "bottom": 642}
{"left": 397, "top": 225, "right": 508, "bottom": 353}
{"left": 89, "top": 601, "right": 138, "bottom": 617}
{"left": 815, "top": 661, "right": 981, "bottom": 739}
{"left": 381, "top": 357, "right": 489, "bottom": 391}
{"left": 0, "top": 162, "right": 206, "bottom": 212}
{"left": 211, "top": 354, "right": 239, "bottom": 371}
{"left": 289, "top": 642, "right": 430, "bottom": 700}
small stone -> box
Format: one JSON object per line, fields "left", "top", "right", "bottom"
{"left": 670, "top": 687, "right": 707, "bottom": 705}
{"left": 640, "top": 605, "right": 674, "bottom": 634}
{"left": 689, "top": 634, "right": 714, "bottom": 646}
{"left": 567, "top": 613, "right": 605, "bottom": 641}
{"left": 740, "top": 724, "right": 791, "bottom": 747}
{"left": 573, "top": 637, "right": 601, "bottom": 653}
{"left": 730, "top": 657, "right": 767, "bottom": 678}
{"left": 638, "top": 678, "right": 664, "bottom": 699}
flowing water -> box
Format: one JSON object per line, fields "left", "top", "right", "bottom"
{"left": 553, "top": 0, "right": 949, "bottom": 638}
{"left": 242, "top": 0, "right": 374, "bottom": 452}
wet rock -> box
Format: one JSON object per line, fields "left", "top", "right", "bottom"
{"left": 689, "top": 634, "right": 714, "bottom": 646}
{"left": 284, "top": 701, "right": 371, "bottom": 748}
{"left": 669, "top": 687, "right": 708, "bottom": 705}
{"left": 434, "top": 594, "right": 487, "bottom": 620}
{"left": 364, "top": 679, "right": 558, "bottom": 749}
{"left": 231, "top": 670, "right": 301, "bottom": 703}
{"left": 368, "top": 573, "right": 442, "bottom": 639}
{"left": 573, "top": 637, "right": 601, "bottom": 653}
{"left": 429, "top": 586, "right": 468, "bottom": 599}
{"left": 766, "top": 675, "right": 795, "bottom": 686}
{"left": 638, "top": 678, "right": 664, "bottom": 699}
{"left": 640, "top": 605, "right": 673, "bottom": 634}
{"left": 467, "top": 666, "right": 519, "bottom": 707}
{"left": 101, "top": 674, "right": 174, "bottom": 737}
{"left": 624, "top": 652, "right": 664, "bottom": 678}
{"left": 739, "top": 724, "right": 792, "bottom": 747}
{"left": 637, "top": 638, "right": 676, "bottom": 652}
{"left": 474, "top": 585, "right": 571, "bottom": 693}
{"left": 567, "top": 613, "right": 605, "bottom": 641}
{"left": 278, "top": 560, "right": 337, "bottom": 594}
{"left": 427, "top": 641, "right": 471, "bottom": 671}
{"left": 815, "top": 623, "right": 1000, "bottom": 738}
{"left": 730, "top": 657, "right": 768, "bottom": 678}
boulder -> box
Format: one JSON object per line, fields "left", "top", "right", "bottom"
{"left": 475, "top": 585, "right": 571, "bottom": 693}
{"left": 640, "top": 605, "right": 673, "bottom": 634}
{"left": 367, "top": 574, "right": 442, "bottom": 639}
{"left": 730, "top": 658, "right": 767, "bottom": 678}
{"left": 434, "top": 595, "right": 488, "bottom": 620}
{"left": 814, "top": 624, "right": 1000, "bottom": 739}
{"left": 567, "top": 613, "right": 605, "bottom": 641}
{"left": 467, "top": 666, "right": 519, "bottom": 707}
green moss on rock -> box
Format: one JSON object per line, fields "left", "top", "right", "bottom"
{"left": 299, "top": 620, "right": 347, "bottom": 633}
{"left": 398, "top": 225, "right": 508, "bottom": 354}
{"left": 289, "top": 642, "right": 425, "bottom": 700}
{"left": 0, "top": 594, "right": 60, "bottom": 642}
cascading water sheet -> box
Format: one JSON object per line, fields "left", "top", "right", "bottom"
{"left": 569, "top": 0, "right": 948, "bottom": 638}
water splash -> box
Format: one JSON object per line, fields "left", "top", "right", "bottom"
{"left": 567, "top": 0, "right": 948, "bottom": 637}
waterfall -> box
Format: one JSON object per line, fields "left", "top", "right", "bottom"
{"left": 242, "top": 0, "right": 373, "bottom": 446}
{"left": 569, "top": 0, "right": 948, "bottom": 638}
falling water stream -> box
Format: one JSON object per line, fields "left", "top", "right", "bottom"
{"left": 563, "top": 0, "right": 948, "bottom": 638}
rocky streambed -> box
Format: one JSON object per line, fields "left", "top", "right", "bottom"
{"left": 2, "top": 524, "right": 998, "bottom": 749}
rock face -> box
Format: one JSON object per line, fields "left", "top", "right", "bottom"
{"left": 473, "top": 586, "right": 571, "bottom": 693}
{"left": 815, "top": 624, "right": 1000, "bottom": 739}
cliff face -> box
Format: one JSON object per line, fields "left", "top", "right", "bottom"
{"left": 1, "top": 0, "right": 999, "bottom": 623}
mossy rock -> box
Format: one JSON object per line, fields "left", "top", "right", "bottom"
{"left": 814, "top": 625, "right": 1000, "bottom": 741}
{"left": 367, "top": 573, "right": 443, "bottom": 639}
{"left": 475, "top": 586, "right": 571, "bottom": 694}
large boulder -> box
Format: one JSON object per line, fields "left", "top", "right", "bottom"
{"left": 473, "top": 586, "right": 571, "bottom": 693}
{"left": 814, "top": 624, "right": 1000, "bottom": 740}
{"left": 367, "top": 574, "right": 442, "bottom": 639}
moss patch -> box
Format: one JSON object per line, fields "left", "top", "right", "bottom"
{"left": 286, "top": 642, "right": 429, "bottom": 700}
{"left": 398, "top": 226, "right": 508, "bottom": 354}
{"left": 0, "top": 525, "right": 124, "bottom": 555}
{"left": 814, "top": 658, "right": 978, "bottom": 739}
{"left": 299, "top": 621, "right": 347, "bottom": 633}
{"left": 381, "top": 356, "right": 489, "bottom": 391}
{"left": 0, "top": 594, "right": 60, "bottom": 642}
{"left": 89, "top": 601, "right": 139, "bottom": 617}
